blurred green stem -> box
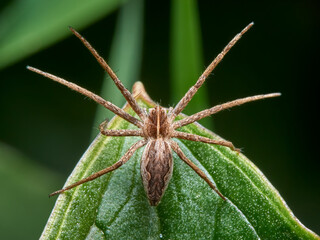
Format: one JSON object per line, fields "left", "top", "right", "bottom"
{"left": 170, "top": 0, "right": 212, "bottom": 128}
{"left": 91, "top": 0, "right": 144, "bottom": 138}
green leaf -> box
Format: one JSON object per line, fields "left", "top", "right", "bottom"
{"left": 170, "top": 0, "right": 212, "bottom": 128}
{"left": 0, "top": 0, "right": 127, "bottom": 70}
{"left": 40, "top": 85, "right": 319, "bottom": 239}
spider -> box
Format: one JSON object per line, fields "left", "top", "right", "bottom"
{"left": 27, "top": 22, "right": 280, "bottom": 206}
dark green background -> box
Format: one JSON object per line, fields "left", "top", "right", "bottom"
{"left": 0, "top": 0, "right": 319, "bottom": 239}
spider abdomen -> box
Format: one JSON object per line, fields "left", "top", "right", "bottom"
{"left": 141, "top": 139, "right": 173, "bottom": 206}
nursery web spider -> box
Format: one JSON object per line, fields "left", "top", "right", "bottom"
{"left": 27, "top": 22, "right": 280, "bottom": 206}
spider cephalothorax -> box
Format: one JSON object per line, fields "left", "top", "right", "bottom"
{"left": 27, "top": 22, "right": 280, "bottom": 206}
{"left": 143, "top": 106, "right": 173, "bottom": 139}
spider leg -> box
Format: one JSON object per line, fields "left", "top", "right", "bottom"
{"left": 169, "top": 23, "right": 254, "bottom": 121}
{"left": 69, "top": 27, "right": 147, "bottom": 121}
{"left": 172, "top": 131, "right": 240, "bottom": 152}
{"left": 169, "top": 140, "right": 226, "bottom": 200}
{"left": 99, "top": 121, "right": 143, "bottom": 137}
{"left": 49, "top": 139, "right": 147, "bottom": 197}
{"left": 100, "top": 129, "right": 144, "bottom": 137}
{"left": 99, "top": 121, "right": 143, "bottom": 136}
{"left": 173, "top": 93, "right": 281, "bottom": 129}
{"left": 27, "top": 67, "right": 143, "bottom": 128}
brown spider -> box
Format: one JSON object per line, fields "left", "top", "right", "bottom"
{"left": 27, "top": 22, "right": 280, "bottom": 206}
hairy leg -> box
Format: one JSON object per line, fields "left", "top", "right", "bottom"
{"left": 27, "top": 66, "right": 143, "bottom": 128}
{"left": 172, "top": 131, "right": 240, "bottom": 152}
{"left": 173, "top": 93, "right": 280, "bottom": 129}
{"left": 69, "top": 27, "right": 147, "bottom": 121}
{"left": 169, "top": 140, "right": 226, "bottom": 200}
{"left": 99, "top": 121, "right": 143, "bottom": 137}
{"left": 169, "top": 23, "right": 254, "bottom": 121}
{"left": 49, "top": 139, "right": 147, "bottom": 197}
